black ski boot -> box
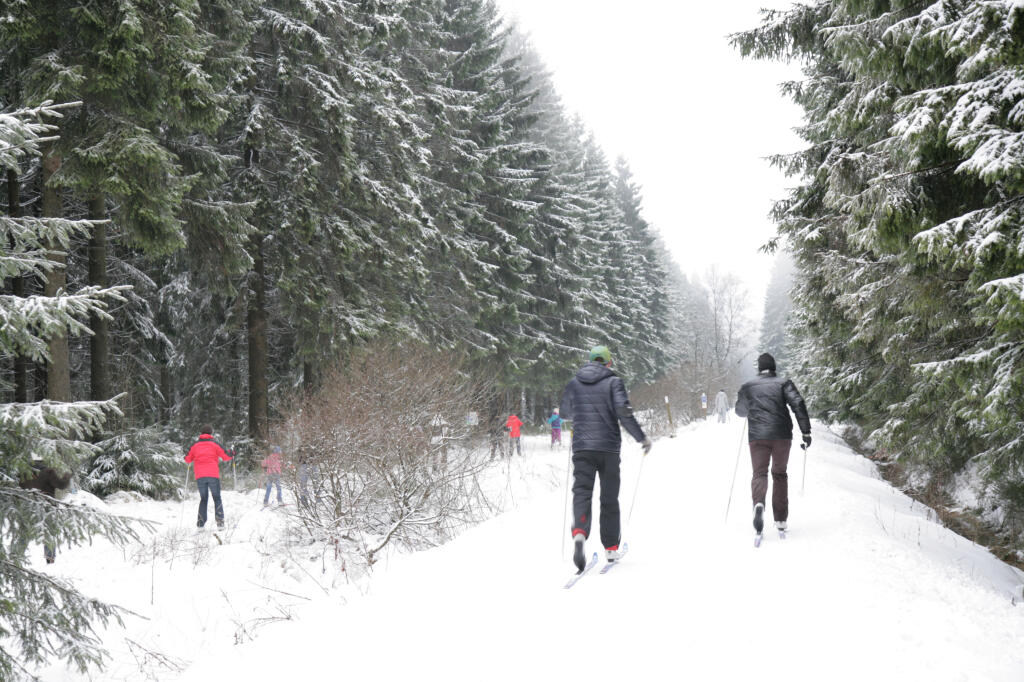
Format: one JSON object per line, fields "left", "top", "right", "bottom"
{"left": 572, "top": 534, "right": 586, "bottom": 573}
{"left": 752, "top": 503, "right": 764, "bottom": 534}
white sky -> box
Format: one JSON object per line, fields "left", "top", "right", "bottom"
{"left": 494, "top": 0, "right": 804, "bottom": 316}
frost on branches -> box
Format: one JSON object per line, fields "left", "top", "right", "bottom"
{"left": 0, "top": 103, "right": 144, "bottom": 680}
{"left": 734, "top": 2, "right": 1024, "bottom": 515}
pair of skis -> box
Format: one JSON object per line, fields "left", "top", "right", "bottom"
{"left": 563, "top": 543, "right": 629, "bottom": 589}
{"left": 754, "top": 528, "right": 787, "bottom": 547}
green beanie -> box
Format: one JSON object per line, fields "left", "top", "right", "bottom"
{"left": 589, "top": 345, "right": 612, "bottom": 364}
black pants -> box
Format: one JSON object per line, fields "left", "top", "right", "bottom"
{"left": 749, "top": 439, "right": 792, "bottom": 522}
{"left": 571, "top": 450, "right": 621, "bottom": 550}
{"left": 196, "top": 477, "right": 224, "bottom": 527}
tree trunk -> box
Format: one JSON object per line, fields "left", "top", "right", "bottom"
{"left": 303, "top": 361, "right": 316, "bottom": 394}
{"left": 88, "top": 194, "right": 109, "bottom": 401}
{"left": 160, "top": 363, "right": 172, "bottom": 423}
{"left": 247, "top": 235, "right": 268, "bottom": 444}
{"left": 8, "top": 168, "right": 29, "bottom": 402}
{"left": 41, "top": 148, "right": 70, "bottom": 402}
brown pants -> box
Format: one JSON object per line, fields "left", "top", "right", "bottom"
{"left": 750, "top": 439, "right": 792, "bottom": 522}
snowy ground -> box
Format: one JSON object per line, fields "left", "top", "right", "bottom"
{"left": 30, "top": 419, "right": 1024, "bottom": 681}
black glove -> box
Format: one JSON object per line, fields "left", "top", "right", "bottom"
{"left": 802, "top": 433, "right": 812, "bottom": 449}
{"left": 641, "top": 437, "right": 652, "bottom": 455}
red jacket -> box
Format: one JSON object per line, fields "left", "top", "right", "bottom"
{"left": 506, "top": 415, "right": 523, "bottom": 438}
{"left": 261, "top": 451, "right": 283, "bottom": 475}
{"left": 185, "top": 434, "right": 231, "bottom": 479}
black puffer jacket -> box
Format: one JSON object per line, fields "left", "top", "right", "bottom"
{"left": 735, "top": 372, "right": 811, "bottom": 442}
{"left": 560, "top": 362, "right": 646, "bottom": 454}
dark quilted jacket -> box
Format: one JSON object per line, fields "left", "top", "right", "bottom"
{"left": 560, "top": 362, "right": 646, "bottom": 454}
{"left": 735, "top": 372, "right": 811, "bottom": 442}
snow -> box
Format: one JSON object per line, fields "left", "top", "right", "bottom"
{"left": 27, "top": 419, "right": 1024, "bottom": 681}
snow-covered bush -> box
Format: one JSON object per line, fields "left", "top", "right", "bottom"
{"left": 83, "top": 425, "right": 183, "bottom": 500}
{"left": 272, "top": 342, "right": 492, "bottom": 569}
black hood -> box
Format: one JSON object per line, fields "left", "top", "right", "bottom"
{"left": 576, "top": 361, "right": 615, "bottom": 385}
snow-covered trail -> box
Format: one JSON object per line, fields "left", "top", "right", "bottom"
{"left": 178, "top": 420, "right": 1024, "bottom": 682}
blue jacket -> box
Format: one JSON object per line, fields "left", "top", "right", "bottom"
{"left": 560, "top": 362, "right": 646, "bottom": 454}
{"left": 547, "top": 414, "right": 563, "bottom": 429}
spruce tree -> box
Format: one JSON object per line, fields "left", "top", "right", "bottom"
{"left": 0, "top": 103, "right": 142, "bottom": 680}
{"left": 734, "top": 2, "right": 1024, "bottom": 504}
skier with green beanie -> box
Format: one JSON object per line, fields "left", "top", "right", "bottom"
{"left": 560, "top": 344, "right": 652, "bottom": 572}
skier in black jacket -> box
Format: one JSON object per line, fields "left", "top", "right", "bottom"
{"left": 735, "top": 352, "right": 811, "bottom": 536}
{"left": 560, "top": 345, "right": 652, "bottom": 571}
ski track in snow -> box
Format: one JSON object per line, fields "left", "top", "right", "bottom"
{"left": 29, "top": 420, "right": 1024, "bottom": 681}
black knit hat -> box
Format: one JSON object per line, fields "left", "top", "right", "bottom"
{"left": 757, "top": 353, "right": 776, "bottom": 373}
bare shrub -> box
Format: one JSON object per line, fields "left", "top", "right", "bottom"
{"left": 273, "top": 342, "right": 493, "bottom": 569}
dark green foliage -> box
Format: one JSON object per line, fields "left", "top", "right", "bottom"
{"left": 0, "top": 104, "right": 145, "bottom": 681}
{"left": 735, "top": 2, "right": 1024, "bottom": 501}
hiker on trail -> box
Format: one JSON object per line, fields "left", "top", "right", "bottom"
{"left": 19, "top": 464, "right": 72, "bottom": 563}
{"left": 505, "top": 414, "right": 523, "bottom": 456}
{"left": 547, "top": 408, "right": 564, "bottom": 449}
{"left": 184, "top": 425, "right": 232, "bottom": 529}
{"left": 262, "top": 445, "right": 284, "bottom": 507}
{"left": 715, "top": 389, "right": 730, "bottom": 423}
{"left": 560, "top": 345, "right": 652, "bottom": 571}
{"left": 735, "top": 353, "right": 811, "bottom": 537}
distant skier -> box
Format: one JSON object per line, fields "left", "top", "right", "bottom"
{"left": 184, "top": 425, "right": 233, "bottom": 529}
{"left": 547, "top": 408, "right": 564, "bottom": 449}
{"left": 505, "top": 413, "right": 523, "bottom": 456}
{"left": 715, "top": 389, "right": 729, "bottom": 423}
{"left": 700, "top": 392, "right": 708, "bottom": 417}
{"left": 560, "top": 345, "right": 651, "bottom": 571}
{"left": 261, "top": 445, "right": 284, "bottom": 507}
{"left": 19, "top": 464, "right": 72, "bottom": 563}
{"left": 735, "top": 353, "right": 811, "bottom": 539}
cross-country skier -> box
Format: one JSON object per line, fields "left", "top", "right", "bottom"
{"left": 505, "top": 414, "right": 523, "bottom": 456}
{"left": 184, "top": 425, "right": 232, "bottom": 529}
{"left": 547, "top": 408, "right": 564, "bottom": 449}
{"left": 261, "top": 445, "right": 284, "bottom": 507}
{"left": 715, "top": 389, "right": 730, "bottom": 423}
{"left": 560, "top": 345, "right": 652, "bottom": 571}
{"left": 734, "top": 353, "right": 811, "bottom": 538}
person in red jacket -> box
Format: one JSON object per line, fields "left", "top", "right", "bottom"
{"left": 505, "top": 414, "right": 523, "bottom": 456}
{"left": 184, "top": 425, "right": 232, "bottom": 529}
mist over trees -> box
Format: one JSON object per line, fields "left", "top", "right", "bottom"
{"left": 758, "top": 250, "right": 795, "bottom": 375}
{"left": 735, "top": 1, "right": 1024, "bottom": 533}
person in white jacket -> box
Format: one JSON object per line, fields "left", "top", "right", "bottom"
{"left": 715, "top": 389, "right": 730, "bottom": 423}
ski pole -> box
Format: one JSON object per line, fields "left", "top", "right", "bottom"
{"left": 178, "top": 463, "right": 191, "bottom": 526}
{"left": 627, "top": 450, "right": 647, "bottom": 524}
{"left": 801, "top": 443, "right": 809, "bottom": 494}
{"left": 724, "top": 420, "right": 748, "bottom": 522}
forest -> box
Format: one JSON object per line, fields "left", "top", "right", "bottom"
{"left": 1, "top": 3, "right": 759, "bottom": 675}
{"left": 736, "top": 0, "right": 1024, "bottom": 552}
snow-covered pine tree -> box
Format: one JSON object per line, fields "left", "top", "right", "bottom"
{"left": 0, "top": 103, "right": 142, "bottom": 680}
{"left": 501, "top": 30, "right": 597, "bottom": 395}
{"left": 404, "top": 0, "right": 542, "bottom": 383}
{"left": 613, "top": 156, "right": 674, "bottom": 381}
{"left": 734, "top": 2, "right": 1024, "bottom": 507}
